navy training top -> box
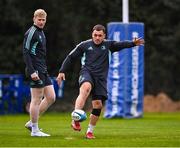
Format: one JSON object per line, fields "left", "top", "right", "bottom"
{"left": 23, "top": 25, "right": 47, "bottom": 76}
{"left": 59, "top": 39, "right": 136, "bottom": 78}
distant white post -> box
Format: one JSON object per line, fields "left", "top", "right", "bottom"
{"left": 122, "top": 0, "right": 129, "bottom": 23}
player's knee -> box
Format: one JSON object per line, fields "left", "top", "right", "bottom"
{"left": 92, "top": 100, "right": 103, "bottom": 109}
{"left": 84, "top": 88, "right": 91, "bottom": 95}
{"left": 81, "top": 82, "right": 92, "bottom": 93}
{"left": 31, "top": 98, "right": 41, "bottom": 106}
{"left": 91, "top": 108, "right": 101, "bottom": 116}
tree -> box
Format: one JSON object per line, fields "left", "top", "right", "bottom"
{"left": 0, "top": 0, "right": 180, "bottom": 100}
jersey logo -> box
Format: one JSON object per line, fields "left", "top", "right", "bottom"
{"left": 39, "top": 35, "right": 43, "bottom": 42}
{"left": 88, "top": 46, "right": 93, "bottom": 50}
{"left": 101, "top": 46, "right": 106, "bottom": 50}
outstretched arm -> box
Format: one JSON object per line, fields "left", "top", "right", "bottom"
{"left": 110, "top": 37, "right": 144, "bottom": 52}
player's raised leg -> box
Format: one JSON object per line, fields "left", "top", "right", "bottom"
{"left": 71, "top": 82, "right": 91, "bottom": 131}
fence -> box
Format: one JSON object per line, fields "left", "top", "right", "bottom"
{"left": 0, "top": 74, "right": 63, "bottom": 114}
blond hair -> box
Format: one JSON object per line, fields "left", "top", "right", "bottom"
{"left": 34, "top": 9, "right": 47, "bottom": 18}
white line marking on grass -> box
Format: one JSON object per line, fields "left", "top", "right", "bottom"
{"left": 65, "top": 137, "right": 74, "bottom": 140}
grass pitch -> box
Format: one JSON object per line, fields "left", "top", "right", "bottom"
{"left": 0, "top": 112, "right": 180, "bottom": 147}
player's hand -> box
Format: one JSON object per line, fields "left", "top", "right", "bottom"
{"left": 56, "top": 73, "right": 65, "bottom": 86}
{"left": 133, "top": 37, "right": 145, "bottom": 46}
{"left": 31, "top": 71, "right": 40, "bottom": 81}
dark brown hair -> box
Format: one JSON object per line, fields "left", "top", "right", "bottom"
{"left": 92, "top": 24, "right": 106, "bottom": 33}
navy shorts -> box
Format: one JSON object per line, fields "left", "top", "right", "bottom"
{"left": 78, "top": 70, "right": 107, "bottom": 101}
{"left": 28, "top": 72, "right": 52, "bottom": 88}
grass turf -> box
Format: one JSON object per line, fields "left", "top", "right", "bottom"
{"left": 0, "top": 112, "right": 180, "bottom": 147}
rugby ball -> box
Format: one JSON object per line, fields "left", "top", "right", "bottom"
{"left": 71, "top": 109, "right": 87, "bottom": 122}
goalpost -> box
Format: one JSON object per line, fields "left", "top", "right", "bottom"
{"left": 104, "top": 0, "right": 144, "bottom": 118}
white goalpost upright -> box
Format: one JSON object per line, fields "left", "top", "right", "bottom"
{"left": 122, "top": 0, "right": 129, "bottom": 23}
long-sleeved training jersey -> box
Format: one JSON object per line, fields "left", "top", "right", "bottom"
{"left": 59, "top": 39, "right": 135, "bottom": 78}
{"left": 23, "top": 25, "right": 47, "bottom": 76}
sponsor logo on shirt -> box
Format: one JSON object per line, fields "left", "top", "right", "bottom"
{"left": 101, "top": 46, "right": 106, "bottom": 50}
{"left": 88, "top": 46, "right": 93, "bottom": 50}
{"left": 39, "top": 35, "right": 43, "bottom": 42}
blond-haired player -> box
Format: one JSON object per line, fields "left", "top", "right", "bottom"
{"left": 23, "top": 9, "right": 56, "bottom": 137}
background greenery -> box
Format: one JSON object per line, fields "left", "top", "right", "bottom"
{"left": 0, "top": 0, "right": 180, "bottom": 100}
{"left": 0, "top": 113, "right": 179, "bottom": 147}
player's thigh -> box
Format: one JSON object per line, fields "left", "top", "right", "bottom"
{"left": 44, "top": 85, "right": 56, "bottom": 100}
{"left": 30, "top": 87, "right": 44, "bottom": 101}
{"left": 79, "top": 70, "right": 94, "bottom": 87}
